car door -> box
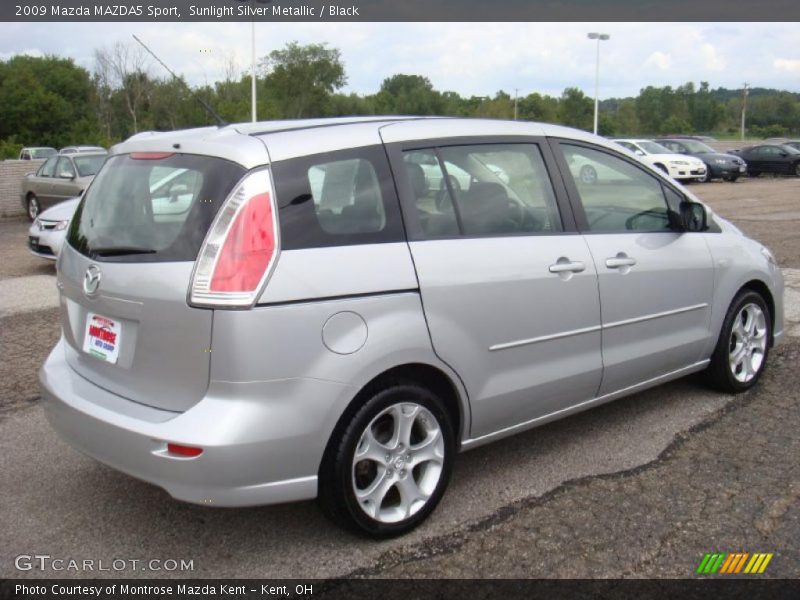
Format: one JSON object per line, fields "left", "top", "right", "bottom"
{"left": 551, "top": 140, "right": 715, "bottom": 395}
{"left": 51, "top": 157, "right": 79, "bottom": 205}
{"left": 386, "top": 138, "right": 603, "bottom": 438}
{"left": 30, "top": 156, "right": 58, "bottom": 206}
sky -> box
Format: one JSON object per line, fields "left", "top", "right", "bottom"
{"left": 1, "top": 22, "right": 799, "bottom": 99}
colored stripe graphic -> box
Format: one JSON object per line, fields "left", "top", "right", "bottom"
{"left": 699, "top": 552, "right": 774, "bottom": 575}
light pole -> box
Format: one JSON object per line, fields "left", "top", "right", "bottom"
{"left": 741, "top": 82, "right": 750, "bottom": 141}
{"left": 250, "top": 0, "right": 271, "bottom": 122}
{"left": 587, "top": 32, "right": 610, "bottom": 135}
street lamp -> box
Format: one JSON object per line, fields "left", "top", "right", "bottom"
{"left": 587, "top": 32, "right": 610, "bottom": 135}
{"left": 251, "top": 0, "right": 271, "bottom": 122}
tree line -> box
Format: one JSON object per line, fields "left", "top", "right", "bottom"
{"left": 2, "top": 41, "right": 799, "bottom": 158}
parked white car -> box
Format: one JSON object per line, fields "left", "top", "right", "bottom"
{"left": 28, "top": 197, "right": 80, "bottom": 259}
{"left": 613, "top": 139, "right": 707, "bottom": 182}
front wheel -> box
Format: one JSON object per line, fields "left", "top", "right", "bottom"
{"left": 704, "top": 290, "right": 771, "bottom": 393}
{"left": 318, "top": 383, "right": 455, "bottom": 537}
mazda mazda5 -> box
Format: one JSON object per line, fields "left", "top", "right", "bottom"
{"left": 41, "top": 117, "right": 785, "bottom": 537}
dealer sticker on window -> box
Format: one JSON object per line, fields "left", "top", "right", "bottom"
{"left": 83, "top": 313, "right": 121, "bottom": 364}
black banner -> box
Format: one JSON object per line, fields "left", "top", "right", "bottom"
{"left": 4, "top": 0, "right": 800, "bottom": 22}
{"left": 2, "top": 579, "right": 800, "bottom": 600}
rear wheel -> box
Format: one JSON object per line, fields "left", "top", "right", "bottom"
{"left": 26, "top": 194, "right": 40, "bottom": 221}
{"left": 704, "top": 290, "right": 771, "bottom": 393}
{"left": 579, "top": 164, "right": 598, "bottom": 184}
{"left": 318, "top": 382, "right": 455, "bottom": 537}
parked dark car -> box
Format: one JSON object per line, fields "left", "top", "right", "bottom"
{"left": 658, "top": 138, "right": 746, "bottom": 182}
{"left": 729, "top": 144, "right": 800, "bottom": 177}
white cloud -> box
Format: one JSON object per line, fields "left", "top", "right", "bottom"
{"left": 644, "top": 51, "right": 672, "bottom": 71}
{"left": 774, "top": 58, "right": 800, "bottom": 72}
{"left": 701, "top": 43, "right": 726, "bottom": 71}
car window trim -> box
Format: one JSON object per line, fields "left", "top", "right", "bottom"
{"left": 548, "top": 137, "right": 698, "bottom": 235}
{"left": 383, "top": 135, "right": 579, "bottom": 242}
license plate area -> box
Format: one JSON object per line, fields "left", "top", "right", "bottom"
{"left": 83, "top": 313, "right": 122, "bottom": 364}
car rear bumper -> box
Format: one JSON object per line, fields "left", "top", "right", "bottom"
{"left": 41, "top": 338, "right": 356, "bottom": 507}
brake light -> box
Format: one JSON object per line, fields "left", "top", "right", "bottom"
{"left": 189, "top": 169, "right": 278, "bottom": 308}
{"left": 130, "top": 152, "right": 175, "bottom": 160}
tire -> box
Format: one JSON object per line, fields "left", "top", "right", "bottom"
{"left": 26, "top": 194, "right": 40, "bottom": 221}
{"left": 794, "top": 162, "right": 800, "bottom": 177}
{"left": 704, "top": 290, "right": 771, "bottom": 394}
{"left": 318, "top": 382, "right": 455, "bottom": 538}
{"left": 722, "top": 174, "right": 739, "bottom": 183}
{"left": 579, "top": 164, "right": 598, "bottom": 184}
{"left": 654, "top": 163, "right": 669, "bottom": 175}
{"left": 696, "top": 169, "right": 710, "bottom": 183}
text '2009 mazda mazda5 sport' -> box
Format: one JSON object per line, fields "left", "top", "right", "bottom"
{"left": 41, "top": 117, "right": 785, "bottom": 537}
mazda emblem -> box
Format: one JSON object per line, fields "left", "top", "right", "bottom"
{"left": 83, "top": 265, "right": 102, "bottom": 296}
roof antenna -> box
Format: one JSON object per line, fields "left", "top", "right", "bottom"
{"left": 132, "top": 34, "right": 228, "bottom": 127}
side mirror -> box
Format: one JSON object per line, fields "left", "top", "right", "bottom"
{"left": 679, "top": 201, "right": 707, "bottom": 232}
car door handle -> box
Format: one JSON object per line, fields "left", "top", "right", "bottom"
{"left": 548, "top": 260, "right": 586, "bottom": 274}
{"left": 605, "top": 256, "right": 637, "bottom": 269}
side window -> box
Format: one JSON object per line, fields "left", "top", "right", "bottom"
{"left": 402, "top": 144, "right": 562, "bottom": 238}
{"left": 56, "top": 157, "right": 76, "bottom": 178}
{"left": 39, "top": 156, "right": 57, "bottom": 177}
{"left": 560, "top": 144, "right": 671, "bottom": 233}
{"left": 401, "top": 150, "right": 459, "bottom": 237}
{"left": 272, "top": 146, "right": 405, "bottom": 250}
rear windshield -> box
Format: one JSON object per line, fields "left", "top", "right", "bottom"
{"left": 73, "top": 155, "right": 106, "bottom": 177}
{"left": 67, "top": 153, "right": 245, "bottom": 262}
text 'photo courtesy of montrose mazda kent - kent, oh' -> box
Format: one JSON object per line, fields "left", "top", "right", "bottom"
{"left": 40, "top": 116, "right": 784, "bottom": 537}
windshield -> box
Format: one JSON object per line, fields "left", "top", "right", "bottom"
{"left": 638, "top": 141, "right": 673, "bottom": 155}
{"left": 680, "top": 140, "right": 715, "bottom": 154}
{"left": 781, "top": 145, "right": 800, "bottom": 155}
{"left": 67, "top": 153, "right": 245, "bottom": 262}
{"left": 73, "top": 155, "right": 106, "bottom": 177}
{"left": 32, "top": 148, "right": 56, "bottom": 159}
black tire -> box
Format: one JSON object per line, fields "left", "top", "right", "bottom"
{"left": 704, "top": 290, "right": 771, "bottom": 394}
{"left": 26, "top": 194, "right": 40, "bottom": 221}
{"left": 318, "top": 381, "right": 455, "bottom": 538}
{"left": 696, "top": 169, "right": 710, "bottom": 183}
{"left": 722, "top": 174, "right": 739, "bottom": 183}
{"left": 579, "top": 164, "right": 598, "bottom": 184}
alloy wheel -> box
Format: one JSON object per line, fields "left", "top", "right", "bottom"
{"left": 351, "top": 402, "right": 445, "bottom": 524}
{"left": 728, "top": 303, "right": 768, "bottom": 383}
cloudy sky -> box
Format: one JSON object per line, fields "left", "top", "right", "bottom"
{"left": 1, "top": 22, "right": 798, "bottom": 99}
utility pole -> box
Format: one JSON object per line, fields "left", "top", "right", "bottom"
{"left": 251, "top": 20, "right": 256, "bottom": 122}
{"left": 514, "top": 88, "right": 519, "bottom": 120}
{"left": 587, "top": 32, "right": 610, "bottom": 135}
{"left": 740, "top": 83, "right": 750, "bottom": 141}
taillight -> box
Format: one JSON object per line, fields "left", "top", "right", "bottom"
{"left": 189, "top": 169, "right": 279, "bottom": 308}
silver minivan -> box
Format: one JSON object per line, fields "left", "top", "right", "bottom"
{"left": 41, "top": 117, "right": 785, "bottom": 537}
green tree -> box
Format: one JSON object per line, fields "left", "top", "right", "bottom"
{"left": 260, "top": 42, "right": 346, "bottom": 118}
{"left": 373, "top": 74, "right": 444, "bottom": 115}
{"left": 558, "top": 87, "right": 593, "bottom": 130}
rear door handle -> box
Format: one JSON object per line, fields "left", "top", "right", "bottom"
{"left": 606, "top": 256, "right": 637, "bottom": 269}
{"left": 549, "top": 260, "right": 586, "bottom": 274}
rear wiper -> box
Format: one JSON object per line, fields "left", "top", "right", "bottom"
{"left": 89, "top": 246, "right": 157, "bottom": 257}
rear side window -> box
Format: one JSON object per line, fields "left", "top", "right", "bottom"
{"left": 67, "top": 153, "right": 245, "bottom": 262}
{"left": 271, "top": 146, "right": 405, "bottom": 250}
{"left": 401, "top": 143, "right": 562, "bottom": 238}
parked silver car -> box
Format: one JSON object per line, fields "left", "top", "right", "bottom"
{"left": 20, "top": 152, "right": 106, "bottom": 220}
{"left": 28, "top": 197, "right": 80, "bottom": 259}
{"left": 41, "top": 117, "right": 785, "bottom": 537}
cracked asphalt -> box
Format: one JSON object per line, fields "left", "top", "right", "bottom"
{"left": 0, "top": 176, "right": 798, "bottom": 579}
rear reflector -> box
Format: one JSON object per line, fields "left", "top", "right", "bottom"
{"left": 130, "top": 152, "right": 175, "bottom": 160}
{"left": 167, "top": 443, "right": 203, "bottom": 458}
{"left": 189, "top": 168, "right": 278, "bottom": 308}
